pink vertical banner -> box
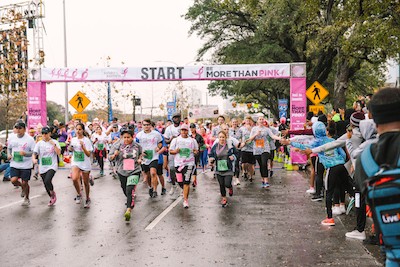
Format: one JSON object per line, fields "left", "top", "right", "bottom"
{"left": 289, "top": 78, "right": 307, "bottom": 164}
{"left": 27, "top": 82, "right": 47, "bottom": 129}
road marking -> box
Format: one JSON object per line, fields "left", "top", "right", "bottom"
{"left": 0, "top": 195, "right": 42, "bottom": 211}
{"left": 145, "top": 196, "right": 182, "bottom": 231}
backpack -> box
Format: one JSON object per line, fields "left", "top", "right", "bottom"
{"left": 361, "top": 143, "right": 400, "bottom": 265}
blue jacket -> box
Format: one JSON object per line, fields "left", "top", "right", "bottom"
{"left": 291, "top": 122, "right": 346, "bottom": 169}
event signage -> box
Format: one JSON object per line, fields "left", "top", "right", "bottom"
{"left": 290, "top": 78, "right": 307, "bottom": 164}
{"left": 278, "top": 99, "right": 288, "bottom": 119}
{"left": 309, "top": 105, "right": 325, "bottom": 115}
{"left": 27, "top": 82, "right": 47, "bottom": 129}
{"left": 306, "top": 81, "right": 329, "bottom": 105}
{"left": 72, "top": 113, "right": 88, "bottom": 122}
{"left": 166, "top": 101, "right": 177, "bottom": 121}
{"left": 69, "top": 91, "right": 91, "bottom": 113}
{"left": 39, "top": 63, "right": 294, "bottom": 82}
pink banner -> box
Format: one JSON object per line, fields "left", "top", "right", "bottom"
{"left": 27, "top": 82, "right": 47, "bottom": 129}
{"left": 289, "top": 78, "right": 307, "bottom": 164}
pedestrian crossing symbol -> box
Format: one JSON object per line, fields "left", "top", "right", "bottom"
{"left": 69, "top": 91, "right": 91, "bottom": 113}
{"left": 306, "top": 81, "right": 329, "bottom": 105}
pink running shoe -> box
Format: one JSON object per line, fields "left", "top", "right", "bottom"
{"left": 48, "top": 192, "right": 57, "bottom": 206}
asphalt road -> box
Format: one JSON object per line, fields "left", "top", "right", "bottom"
{"left": 0, "top": 164, "right": 382, "bottom": 267}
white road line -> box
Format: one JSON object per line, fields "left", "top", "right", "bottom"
{"left": 0, "top": 195, "right": 42, "bottom": 211}
{"left": 145, "top": 196, "right": 183, "bottom": 231}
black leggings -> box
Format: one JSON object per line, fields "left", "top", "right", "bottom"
{"left": 40, "top": 169, "right": 56, "bottom": 197}
{"left": 325, "top": 164, "right": 348, "bottom": 218}
{"left": 255, "top": 152, "right": 270, "bottom": 177}
{"left": 118, "top": 173, "right": 137, "bottom": 209}
{"left": 216, "top": 174, "right": 233, "bottom": 197}
{"left": 315, "top": 156, "right": 325, "bottom": 196}
{"left": 94, "top": 150, "right": 106, "bottom": 171}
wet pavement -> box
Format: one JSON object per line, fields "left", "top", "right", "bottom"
{"left": 0, "top": 164, "right": 383, "bottom": 266}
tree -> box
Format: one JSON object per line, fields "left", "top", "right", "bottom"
{"left": 47, "top": 101, "right": 70, "bottom": 124}
{"left": 185, "top": 0, "right": 400, "bottom": 111}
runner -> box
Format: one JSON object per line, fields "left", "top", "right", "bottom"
{"left": 32, "top": 126, "right": 61, "bottom": 206}
{"left": 109, "top": 127, "right": 142, "bottom": 221}
{"left": 211, "top": 115, "right": 226, "bottom": 141}
{"left": 136, "top": 118, "right": 163, "bottom": 198}
{"left": 245, "top": 116, "right": 281, "bottom": 188}
{"left": 8, "top": 121, "right": 36, "bottom": 206}
{"left": 189, "top": 123, "right": 205, "bottom": 188}
{"left": 240, "top": 116, "right": 255, "bottom": 182}
{"left": 69, "top": 123, "right": 94, "bottom": 208}
{"left": 209, "top": 130, "right": 237, "bottom": 207}
{"left": 91, "top": 125, "right": 108, "bottom": 177}
{"left": 229, "top": 118, "right": 243, "bottom": 185}
{"left": 169, "top": 124, "right": 199, "bottom": 208}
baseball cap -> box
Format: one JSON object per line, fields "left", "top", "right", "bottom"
{"left": 172, "top": 113, "right": 181, "bottom": 119}
{"left": 180, "top": 124, "right": 189, "bottom": 131}
{"left": 14, "top": 121, "right": 26, "bottom": 129}
{"left": 41, "top": 126, "right": 51, "bottom": 134}
{"left": 189, "top": 123, "right": 196, "bottom": 128}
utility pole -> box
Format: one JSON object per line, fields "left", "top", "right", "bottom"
{"left": 132, "top": 95, "right": 136, "bottom": 122}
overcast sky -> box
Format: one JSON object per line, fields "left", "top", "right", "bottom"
{"left": 5, "top": 0, "right": 223, "bottom": 116}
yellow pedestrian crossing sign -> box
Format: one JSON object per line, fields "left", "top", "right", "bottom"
{"left": 69, "top": 91, "right": 91, "bottom": 113}
{"left": 306, "top": 81, "right": 329, "bottom": 105}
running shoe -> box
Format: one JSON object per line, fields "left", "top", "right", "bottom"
{"left": 74, "top": 195, "right": 82, "bottom": 204}
{"left": 235, "top": 177, "right": 240, "bottom": 186}
{"left": 229, "top": 187, "right": 233, "bottom": 196}
{"left": 124, "top": 210, "right": 131, "bottom": 221}
{"left": 183, "top": 199, "right": 189, "bottom": 209}
{"left": 100, "top": 170, "right": 104, "bottom": 177}
{"left": 169, "top": 185, "right": 176, "bottom": 195}
{"left": 332, "top": 206, "right": 343, "bottom": 215}
{"left": 345, "top": 230, "right": 366, "bottom": 240}
{"left": 261, "top": 182, "right": 265, "bottom": 188}
{"left": 161, "top": 188, "right": 167, "bottom": 195}
{"left": 264, "top": 182, "right": 270, "bottom": 188}
{"left": 221, "top": 198, "right": 227, "bottom": 207}
{"left": 21, "top": 188, "right": 25, "bottom": 198}
{"left": 152, "top": 191, "right": 158, "bottom": 198}
{"left": 89, "top": 176, "right": 94, "bottom": 186}
{"left": 21, "top": 198, "right": 30, "bottom": 206}
{"left": 306, "top": 187, "right": 316, "bottom": 194}
{"left": 346, "top": 197, "right": 355, "bottom": 215}
{"left": 49, "top": 192, "right": 57, "bottom": 206}
{"left": 270, "top": 170, "right": 274, "bottom": 177}
{"left": 149, "top": 187, "right": 153, "bottom": 197}
{"left": 243, "top": 173, "right": 248, "bottom": 181}
{"left": 321, "top": 217, "right": 335, "bottom": 226}
{"left": 84, "top": 198, "right": 91, "bottom": 208}
{"left": 249, "top": 177, "right": 253, "bottom": 183}
{"left": 339, "top": 205, "right": 346, "bottom": 214}
{"left": 311, "top": 194, "right": 323, "bottom": 202}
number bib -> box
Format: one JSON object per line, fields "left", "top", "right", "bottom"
{"left": 13, "top": 152, "right": 23, "bottom": 162}
{"left": 74, "top": 151, "right": 85, "bottom": 162}
{"left": 255, "top": 139, "right": 265, "bottom": 148}
{"left": 41, "top": 157, "right": 52, "bottom": 166}
{"left": 179, "top": 148, "right": 191, "bottom": 158}
{"left": 217, "top": 159, "right": 229, "bottom": 171}
{"left": 144, "top": 150, "right": 154, "bottom": 160}
{"left": 97, "top": 143, "right": 104, "bottom": 150}
{"left": 127, "top": 175, "right": 140, "bottom": 186}
{"left": 123, "top": 158, "right": 135, "bottom": 171}
{"left": 200, "top": 144, "right": 207, "bottom": 151}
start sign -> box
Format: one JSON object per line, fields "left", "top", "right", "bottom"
{"left": 69, "top": 91, "right": 91, "bottom": 113}
{"left": 306, "top": 81, "right": 329, "bottom": 105}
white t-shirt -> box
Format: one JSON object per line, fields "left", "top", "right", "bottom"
{"left": 34, "top": 139, "right": 61, "bottom": 174}
{"left": 135, "top": 130, "right": 163, "bottom": 165}
{"left": 164, "top": 124, "right": 181, "bottom": 140}
{"left": 8, "top": 133, "right": 36, "bottom": 169}
{"left": 70, "top": 136, "right": 93, "bottom": 171}
{"left": 91, "top": 132, "right": 108, "bottom": 150}
{"left": 170, "top": 136, "right": 198, "bottom": 167}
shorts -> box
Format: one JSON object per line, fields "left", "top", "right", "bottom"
{"left": 141, "top": 160, "right": 158, "bottom": 173}
{"left": 175, "top": 165, "right": 195, "bottom": 185}
{"left": 241, "top": 151, "right": 256, "bottom": 164}
{"left": 156, "top": 164, "right": 163, "bottom": 175}
{"left": 269, "top": 150, "right": 274, "bottom": 160}
{"left": 10, "top": 167, "right": 32, "bottom": 181}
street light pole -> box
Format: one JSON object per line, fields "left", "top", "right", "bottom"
{"left": 63, "top": 0, "right": 69, "bottom": 124}
{"left": 132, "top": 95, "right": 136, "bottom": 122}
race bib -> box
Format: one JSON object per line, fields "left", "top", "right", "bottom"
{"left": 41, "top": 157, "right": 52, "bottom": 166}
{"left": 74, "top": 151, "right": 85, "bottom": 162}
{"left": 179, "top": 148, "right": 191, "bottom": 158}
{"left": 217, "top": 159, "right": 229, "bottom": 171}
{"left": 127, "top": 175, "right": 139, "bottom": 186}
{"left": 144, "top": 150, "right": 154, "bottom": 160}
{"left": 97, "top": 143, "right": 104, "bottom": 150}
{"left": 13, "top": 152, "right": 23, "bottom": 162}
{"left": 200, "top": 144, "right": 207, "bottom": 151}
{"left": 255, "top": 139, "right": 265, "bottom": 148}
{"left": 123, "top": 158, "right": 135, "bottom": 171}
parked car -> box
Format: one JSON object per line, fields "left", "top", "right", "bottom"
{"left": 0, "top": 130, "right": 14, "bottom": 144}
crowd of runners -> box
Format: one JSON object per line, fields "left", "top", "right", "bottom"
{"left": 0, "top": 88, "right": 398, "bottom": 246}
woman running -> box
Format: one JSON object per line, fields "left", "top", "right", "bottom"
{"left": 209, "top": 130, "right": 237, "bottom": 207}
{"left": 33, "top": 126, "right": 61, "bottom": 206}
{"left": 91, "top": 125, "right": 108, "bottom": 177}
{"left": 109, "top": 128, "right": 142, "bottom": 221}
{"left": 69, "top": 123, "right": 94, "bottom": 208}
